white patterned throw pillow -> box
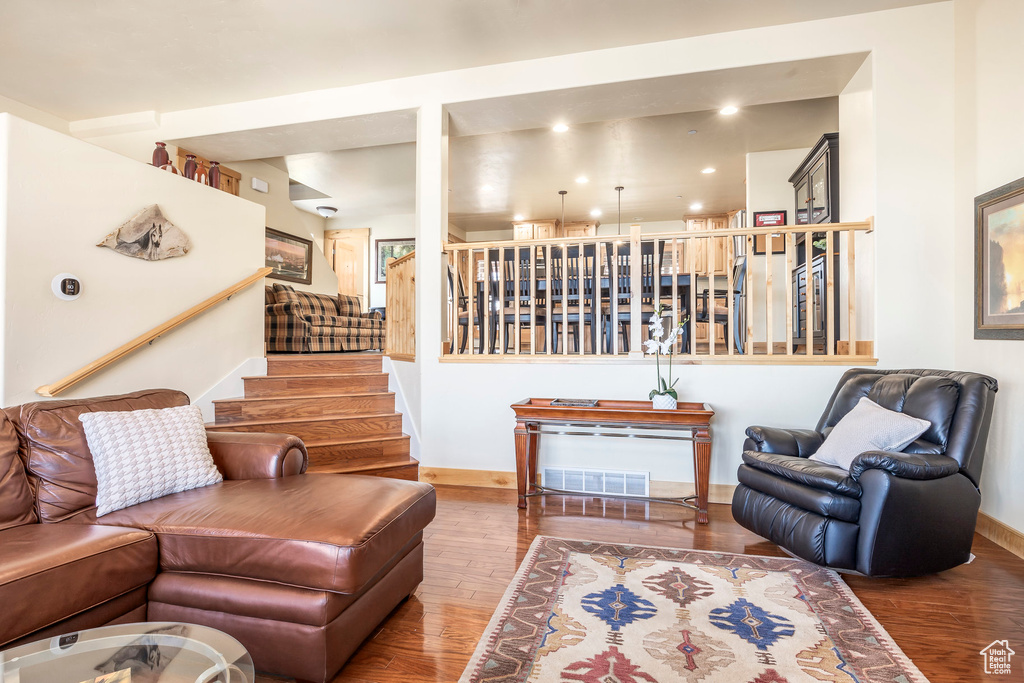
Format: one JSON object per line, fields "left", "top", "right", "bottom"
{"left": 809, "top": 396, "right": 931, "bottom": 471}
{"left": 81, "top": 404, "right": 223, "bottom": 516}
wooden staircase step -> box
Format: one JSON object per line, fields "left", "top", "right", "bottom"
{"left": 207, "top": 413, "right": 402, "bottom": 442}
{"left": 307, "top": 456, "right": 420, "bottom": 481}
{"left": 243, "top": 373, "right": 388, "bottom": 398}
{"left": 214, "top": 392, "right": 395, "bottom": 423}
{"left": 304, "top": 434, "right": 411, "bottom": 466}
{"left": 267, "top": 354, "right": 383, "bottom": 376}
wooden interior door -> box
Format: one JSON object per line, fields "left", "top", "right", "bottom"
{"left": 325, "top": 229, "right": 370, "bottom": 306}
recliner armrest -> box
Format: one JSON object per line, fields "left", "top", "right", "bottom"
{"left": 849, "top": 450, "right": 960, "bottom": 481}
{"left": 744, "top": 426, "right": 823, "bottom": 458}
{"left": 206, "top": 431, "right": 308, "bottom": 479}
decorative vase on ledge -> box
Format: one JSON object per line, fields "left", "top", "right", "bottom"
{"left": 652, "top": 393, "right": 677, "bottom": 410}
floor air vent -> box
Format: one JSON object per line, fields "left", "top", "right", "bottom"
{"left": 543, "top": 467, "right": 649, "bottom": 497}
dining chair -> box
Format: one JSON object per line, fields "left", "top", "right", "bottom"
{"left": 549, "top": 245, "right": 596, "bottom": 353}
{"left": 601, "top": 241, "right": 665, "bottom": 353}
{"left": 695, "top": 254, "right": 747, "bottom": 353}
{"left": 447, "top": 264, "right": 484, "bottom": 354}
{"left": 501, "top": 246, "right": 546, "bottom": 353}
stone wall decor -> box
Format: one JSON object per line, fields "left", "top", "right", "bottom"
{"left": 97, "top": 205, "right": 192, "bottom": 261}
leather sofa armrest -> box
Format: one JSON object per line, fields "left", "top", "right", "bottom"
{"left": 206, "top": 431, "right": 308, "bottom": 479}
{"left": 849, "top": 450, "right": 961, "bottom": 481}
{"left": 744, "top": 426, "right": 823, "bottom": 458}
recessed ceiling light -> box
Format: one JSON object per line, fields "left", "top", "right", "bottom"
{"left": 576, "top": 176, "right": 589, "bottom": 184}
{"left": 688, "top": 129, "right": 698, "bottom": 135}
{"left": 513, "top": 214, "right": 524, "bottom": 221}
{"left": 552, "top": 123, "right": 569, "bottom": 133}
{"left": 689, "top": 202, "right": 703, "bottom": 211}
{"left": 675, "top": 195, "right": 683, "bottom": 199}
{"left": 701, "top": 167, "right": 716, "bottom": 174}
{"left": 481, "top": 184, "right": 493, "bottom": 192}
{"left": 590, "top": 209, "right": 602, "bottom": 217}
{"left": 719, "top": 105, "right": 739, "bottom": 115}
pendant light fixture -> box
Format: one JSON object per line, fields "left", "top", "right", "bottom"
{"left": 559, "top": 190, "right": 567, "bottom": 230}
{"left": 615, "top": 186, "right": 624, "bottom": 236}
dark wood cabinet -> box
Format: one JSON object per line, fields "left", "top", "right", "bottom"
{"left": 789, "top": 133, "right": 840, "bottom": 352}
{"left": 789, "top": 133, "right": 839, "bottom": 225}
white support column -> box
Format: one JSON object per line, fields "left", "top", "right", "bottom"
{"left": 411, "top": 103, "right": 448, "bottom": 447}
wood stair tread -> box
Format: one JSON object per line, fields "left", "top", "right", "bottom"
{"left": 242, "top": 372, "right": 385, "bottom": 380}
{"left": 308, "top": 457, "right": 419, "bottom": 475}
{"left": 206, "top": 412, "right": 399, "bottom": 428}
{"left": 213, "top": 391, "right": 394, "bottom": 404}
{"left": 304, "top": 433, "right": 410, "bottom": 447}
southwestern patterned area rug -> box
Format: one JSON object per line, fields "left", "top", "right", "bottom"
{"left": 460, "top": 537, "right": 927, "bottom": 683}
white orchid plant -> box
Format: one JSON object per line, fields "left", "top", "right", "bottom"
{"left": 642, "top": 305, "right": 687, "bottom": 400}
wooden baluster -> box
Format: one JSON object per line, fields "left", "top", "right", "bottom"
{"left": 530, "top": 245, "right": 537, "bottom": 355}
{"left": 805, "top": 230, "right": 814, "bottom": 358}
{"left": 746, "top": 234, "right": 754, "bottom": 355}
{"left": 579, "top": 241, "right": 586, "bottom": 355}
{"left": 514, "top": 247, "right": 521, "bottom": 355}
{"left": 727, "top": 234, "right": 735, "bottom": 356}
{"left": 848, "top": 229, "right": 857, "bottom": 357}
{"left": 671, "top": 237, "right": 679, "bottom": 353}
{"left": 611, "top": 241, "right": 619, "bottom": 355}
{"left": 826, "top": 229, "right": 835, "bottom": 356}
{"left": 546, "top": 244, "right": 553, "bottom": 355}
{"left": 688, "top": 236, "right": 697, "bottom": 358}
{"left": 595, "top": 241, "right": 603, "bottom": 356}
{"left": 467, "top": 248, "right": 476, "bottom": 354}
{"left": 629, "top": 224, "right": 642, "bottom": 355}
{"left": 482, "top": 248, "right": 491, "bottom": 355}
{"left": 498, "top": 247, "right": 505, "bottom": 355}
{"left": 786, "top": 234, "right": 794, "bottom": 356}
{"left": 562, "top": 244, "right": 569, "bottom": 356}
{"left": 707, "top": 236, "right": 716, "bottom": 358}
{"left": 766, "top": 230, "right": 774, "bottom": 356}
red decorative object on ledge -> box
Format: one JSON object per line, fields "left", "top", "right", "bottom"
{"left": 208, "top": 161, "right": 221, "bottom": 188}
{"left": 183, "top": 154, "right": 197, "bottom": 180}
{"left": 152, "top": 141, "right": 169, "bottom": 168}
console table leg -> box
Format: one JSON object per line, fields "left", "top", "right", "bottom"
{"left": 515, "top": 421, "right": 529, "bottom": 508}
{"left": 693, "top": 426, "right": 711, "bottom": 524}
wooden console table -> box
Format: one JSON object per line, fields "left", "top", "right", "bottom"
{"left": 511, "top": 398, "right": 715, "bottom": 523}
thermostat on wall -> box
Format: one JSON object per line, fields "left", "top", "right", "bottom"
{"left": 251, "top": 177, "right": 269, "bottom": 193}
{"left": 52, "top": 273, "right": 82, "bottom": 301}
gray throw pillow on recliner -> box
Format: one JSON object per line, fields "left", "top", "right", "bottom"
{"left": 809, "top": 396, "right": 931, "bottom": 471}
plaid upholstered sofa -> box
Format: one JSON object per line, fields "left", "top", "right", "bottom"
{"left": 265, "top": 284, "right": 384, "bottom": 352}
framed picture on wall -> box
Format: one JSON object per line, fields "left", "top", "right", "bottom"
{"left": 752, "top": 210, "right": 787, "bottom": 255}
{"left": 375, "top": 238, "right": 415, "bottom": 283}
{"left": 265, "top": 227, "right": 313, "bottom": 285}
{"left": 975, "top": 176, "right": 1024, "bottom": 339}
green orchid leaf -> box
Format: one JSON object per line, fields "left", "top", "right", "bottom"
{"left": 666, "top": 388, "right": 678, "bottom": 399}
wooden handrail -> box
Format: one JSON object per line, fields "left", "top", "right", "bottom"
{"left": 442, "top": 220, "right": 873, "bottom": 252}
{"left": 37, "top": 267, "right": 273, "bottom": 397}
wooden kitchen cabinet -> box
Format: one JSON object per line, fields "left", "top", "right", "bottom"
{"left": 683, "top": 214, "right": 731, "bottom": 277}
{"left": 511, "top": 219, "right": 597, "bottom": 240}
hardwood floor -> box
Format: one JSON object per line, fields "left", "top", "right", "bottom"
{"left": 332, "top": 485, "right": 1024, "bottom": 683}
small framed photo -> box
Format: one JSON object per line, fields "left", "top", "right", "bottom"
{"left": 752, "top": 211, "right": 787, "bottom": 255}
{"left": 975, "top": 176, "right": 1024, "bottom": 339}
{"left": 265, "top": 227, "right": 313, "bottom": 285}
{"left": 376, "top": 238, "right": 415, "bottom": 283}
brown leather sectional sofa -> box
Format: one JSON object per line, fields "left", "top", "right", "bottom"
{"left": 0, "top": 389, "right": 436, "bottom": 683}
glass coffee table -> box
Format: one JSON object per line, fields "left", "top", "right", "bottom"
{"left": 0, "top": 622, "right": 253, "bottom": 683}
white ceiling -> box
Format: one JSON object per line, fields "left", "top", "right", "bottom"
{"left": 0, "top": 0, "right": 940, "bottom": 122}
{"left": 283, "top": 143, "right": 418, "bottom": 220}
{"left": 449, "top": 98, "right": 839, "bottom": 231}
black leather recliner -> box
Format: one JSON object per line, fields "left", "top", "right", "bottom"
{"left": 732, "top": 368, "right": 997, "bottom": 577}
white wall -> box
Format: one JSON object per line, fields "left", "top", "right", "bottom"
{"left": 746, "top": 148, "right": 811, "bottom": 343}
{"left": 69, "top": 6, "right": 962, "bottom": 493}
{"left": 953, "top": 0, "right": 1024, "bottom": 534}
{"left": 230, "top": 159, "right": 338, "bottom": 295}
{"left": 327, "top": 212, "right": 416, "bottom": 309}
{"left": 0, "top": 94, "right": 69, "bottom": 134}
{"left": 0, "top": 114, "right": 265, "bottom": 406}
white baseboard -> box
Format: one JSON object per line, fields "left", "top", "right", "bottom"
{"left": 192, "top": 357, "right": 267, "bottom": 422}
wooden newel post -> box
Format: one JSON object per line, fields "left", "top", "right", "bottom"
{"left": 692, "top": 426, "right": 712, "bottom": 524}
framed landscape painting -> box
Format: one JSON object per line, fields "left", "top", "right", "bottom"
{"left": 376, "top": 238, "right": 415, "bottom": 283}
{"left": 975, "top": 176, "right": 1024, "bottom": 339}
{"left": 266, "top": 227, "right": 313, "bottom": 285}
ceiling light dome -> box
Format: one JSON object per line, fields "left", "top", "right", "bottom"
{"left": 316, "top": 206, "right": 338, "bottom": 218}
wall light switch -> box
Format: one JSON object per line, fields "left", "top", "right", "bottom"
{"left": 251, "top": 177, "right": 269, "bottom": 193}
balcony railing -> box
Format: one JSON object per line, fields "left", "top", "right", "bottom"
{"left": 441, "top": 221, "right": 874, "bottom": 364}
